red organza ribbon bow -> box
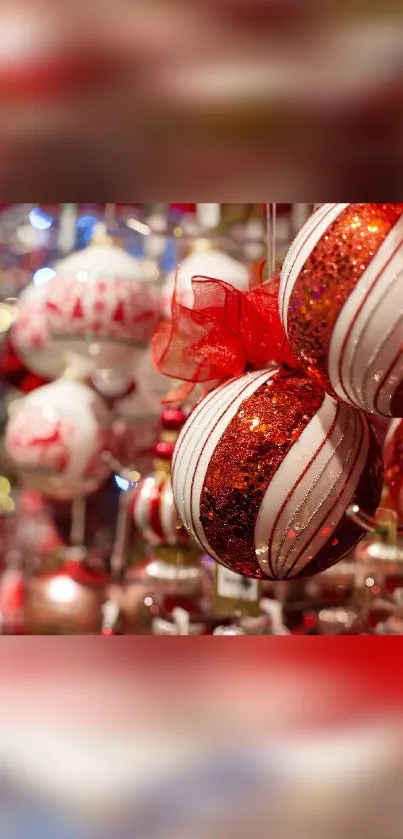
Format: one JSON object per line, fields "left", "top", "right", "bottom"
{"left": 152, "top": 275, "right": 299, "bottom": 398}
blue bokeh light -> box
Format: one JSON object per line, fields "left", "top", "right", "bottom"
{"left": 33, "top": 267, "right": 56, "bottom": 287}
{"left": 29, "top": 208, "right": 54, "bottom": 231}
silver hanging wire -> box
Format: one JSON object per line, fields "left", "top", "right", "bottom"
{"left": 266, "top": 203, "right": 277, "bottom": 277}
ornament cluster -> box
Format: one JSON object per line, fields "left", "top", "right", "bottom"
{"left": 169, "top": 204, "right": 403, "bottom": 581}
{"left": 4, "top": 232, "right": 165, "bottom": 500}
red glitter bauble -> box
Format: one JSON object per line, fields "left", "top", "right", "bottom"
{"left": 161, "top": 407, "right": 187, "bottom": 432}
{"left": 280, "top": 203, "right": 403, "bottom": 417}
{"left": 172, "top": 368, "right": 383, "bottom": 581}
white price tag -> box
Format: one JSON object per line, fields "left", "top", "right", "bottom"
{"left": 196, "top": 204, "right": 221, "bottom": 229}
{"left": 216, "top": 566, "right": 259, "bottom": 603}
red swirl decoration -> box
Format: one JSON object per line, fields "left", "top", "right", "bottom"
{"left": 152, "top": 273, "right": 299, "bottom": 394}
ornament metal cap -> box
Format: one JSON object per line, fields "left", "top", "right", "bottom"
{"left": 347, "top": 505, "right": 398, "bottom": 545}
{"left": 90, "top": 222, "right": 124, "bottom": 249}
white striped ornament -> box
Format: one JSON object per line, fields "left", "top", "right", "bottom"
{"left": 172, "top": 370, "right": 381, "bottom": 581}
{"left": 280, "top": 202, "right": 403, "bottom": 417}
{"left": 132, "top": 474, "right": 185, "bottom": 546}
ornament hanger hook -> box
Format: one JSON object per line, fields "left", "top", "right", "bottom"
{"left": 102, "top": 451, "right": 141, "bottom": 487}
{"left": 347, "top": 504, "right": 377, "bottom": 533}
{"left": 347, "top": 505, "right": 399, "bottom": 544}
{"left": 104, "top": 203, "right": 117, "bottom": 234}
{"left": 266, "top": 203, "right": 277, "bottom": 277}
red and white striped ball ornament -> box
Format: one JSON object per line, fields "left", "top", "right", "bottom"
{"left": 131, "top": 473, "right": 188, "bottom": 547}
{"left": 280, "top": 203, "right": 403, "bottom": 417}
{"left": 131, "top": 407, "right": 189, "bottom": 547}
{"left": 172, "top": 368, "right": 383, "bottom": 581}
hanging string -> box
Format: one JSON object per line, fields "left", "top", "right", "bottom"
{"left": 70, "top": 495, "right": 86, "bottom": 547}
{"left": 266, "top": 203, "right": 277, "bottom": 277}
{"left": 110, "top": 489, "right": 132, "bottom": 581}
{"left": 102, "top": 452, "right": 140, "bottom": 580}
{"left": 58, "top": 203, "right": 77, "bottom": 256}
{"left": 196, "top": 204, "right": 221, "bottom": 230}
{"left": 291, "top": 204, "right": 312, "bottom": 237}
{"left": 104, "top": 203, "right": 117, "bottom": 234}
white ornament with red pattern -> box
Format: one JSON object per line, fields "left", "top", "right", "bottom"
{"left": 11, "top": 282, "right": 63, "bottom": 380}
{"left": 112, "top": 388, "right": 162, "bottom": 471}
{"left": 162, "top": 247, "right": 249, "bottom": 317}
{"left": 46, "top": 234, "right": 161, "bottom": 373}
{"left": 112, "top": 350, "right": 170, "bottom": 468}
{"left": 5, "top": 378, "right": 112, "bottom": 500}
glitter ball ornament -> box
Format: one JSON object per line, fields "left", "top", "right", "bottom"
{"left": 5, "top": 378, "right": 112, "bottom": 500}
{"left": 46, "top": 232, "right": 160, "bottom": 373}
{"left": 172, "top": 368, "right": 383, "bottom": 581}
{"left": 280, "top": 203, "right": 403, "bottom": 417}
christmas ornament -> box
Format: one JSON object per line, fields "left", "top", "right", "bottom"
{"left": 305, "top": 557, "right": 356, "bottom": 604}
{"left": 371, "top": 415, "right": 390, "bottom": 447}
{"left": 0, "top": 568, "right": 25, "bottom": 634}
{"left": 384, "top": 419, "right": 403, "bottom": 523}
{"left": 0, "top": 299, "right": 17, "bottom": 347}
{"left": 0, "top": 7, "right": 123, "bottom": 101}
{"left": 352, "top": 506, "right": 403, "bottom": 586}
{"left": 112, "top": 350, "right": 170, "bottom": 469}
{"left": 130, "top": 406, "right": 188, "bottom": 546}
{"left": 317, "top": 607, "right": 362, "bottom": 635}
{"left": 172, "top": 367, "right": 383, "bottom": 581}
{"left": 129, "top": 407, "right": 206, "bottom": 619}
{"left": 162, "top": 246, "right": 249, "bottom": 317}
{"left": 24, "top": 550, "right": 110, "bottom": 634}
{"left": 1, "top": 337, "right": 48, "bottom": 394}
{"left": 152, "top": 610, "right": 207, "bottom": 636}
{"left": 92, "top": 369, "right": 134, "bottom": 400}
{"left": 45, "top": 229, "right": 161, "bottom": 373}
{"left": 11, "top": 281, "right": 63, "bottom": 380}
{"left": 346, "top": 506, "right": 403, "bottom": 632}
{"left": 11, "top": 489, "right": 64, "bottom": 570}
{"left": 213, "top": 625, "right": 246, "bottom": 635}
{"left": 5, "top": 377, "right": 112, "bottom": 500}
{"left": 280, "top": 203, "right": 403, "bottom": 416}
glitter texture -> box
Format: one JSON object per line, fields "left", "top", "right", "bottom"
{"left": 199, "top": 371, "right": 324, "bottom": 578}
{"left": 294, "top": 424, "right": 383, "bottom": 579}
{"left": 287, "top": 203, "right": 403, "bottom": 393}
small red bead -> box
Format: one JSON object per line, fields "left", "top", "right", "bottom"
{"left": 161, "top": 407, "right": 186, "bottom": 431}
{"left": 154, "top": 440, "right": 175, "bottom": 461}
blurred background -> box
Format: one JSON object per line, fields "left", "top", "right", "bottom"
{"left": 0, "top": 201, "right": 402, "bottom": 644}
{"left": 0, "top": 1, "right": 402, "bottom": 195}
{"left": 0, "top": 638, "right": 403, "bottom": 839}
{"left": 1, "top": 203, "right": 403, "bottom": 836}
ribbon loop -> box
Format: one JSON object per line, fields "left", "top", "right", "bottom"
{"left": 153, "top": 273, "right": 299, "bottom": 393}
